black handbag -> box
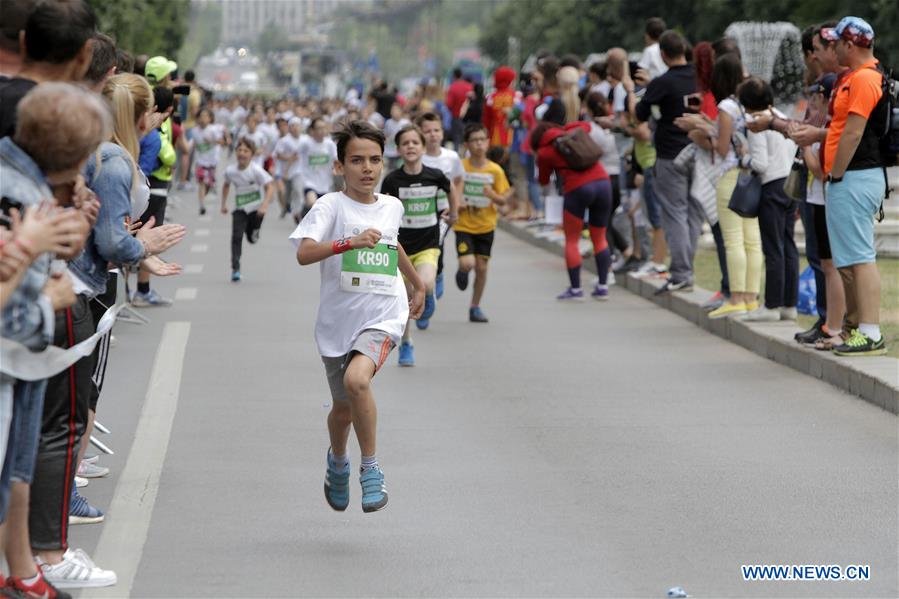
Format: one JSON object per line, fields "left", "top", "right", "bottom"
{"left": 728, "top": 169, "right": 762, "bottom": 217}
{"left": 783, "top": 149, "right": 808, "bottom": 202}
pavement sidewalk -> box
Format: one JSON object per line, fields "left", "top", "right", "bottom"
{"left": 499, "top": 219, "right": 899, "bottom": 414}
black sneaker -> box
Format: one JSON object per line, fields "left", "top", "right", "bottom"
{"left": 199, "top": 206, "right": 207, "bottom": 216}
{"left": 613, "top": 255, "right": 644, "bottom": 274}
{"left": 794, "top": 319, "right": 824, "bottom": 343}
{"left": 832, "top": 330, "right": 887, "bottom": 357}
{"left": 654, "top": 278, "right": 693, "bottom": 296}
{"left": 455, "top": 269, "right": 469, "bottom": 291}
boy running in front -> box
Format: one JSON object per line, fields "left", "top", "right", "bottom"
{"left": 221, "top": 137, "right": 274, "bottom": 282}
{"left": 292, "top": 120, "right": 425, "bottom": 513}
{"left": 454, "top": 123, "right": 512, "bottom": 323}
{"left": 380, "top": 125, "right": 456, "bottom": 366}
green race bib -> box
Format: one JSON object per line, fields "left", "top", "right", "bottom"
{"left": 197, "top": 141, "right": 212, "bottom": 154}
{"left": 308, "top": 154, "right": 331, "bottom": 166}
{"left": 340, "top": 228, "right": 399, "bottom": 295}
{"left": 234, "top": 185, "right": 262, "bottom": 210}
{"left": 462, "top": 172, "right": 493, "bottom": 208}
{"left": 399, "top": 185, "right": 438, "bottom": 229}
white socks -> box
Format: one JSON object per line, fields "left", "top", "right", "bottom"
{"left": 858, "top": 323, "right": 882, "bottom": 342}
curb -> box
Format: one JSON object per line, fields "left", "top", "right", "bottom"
{"left": 499, "top": 219, "right": 899, "bottom": 414}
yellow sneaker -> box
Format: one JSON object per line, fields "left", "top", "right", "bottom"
{"left": 745, "top": 300, "right": 759, "bottom": 311}
{"left": 708, "top": 302, "right": 747, "bottom": 319}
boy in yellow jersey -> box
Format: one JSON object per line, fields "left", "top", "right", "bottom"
{"left": 454, "top": 123, "right": 513, "bottom": 323}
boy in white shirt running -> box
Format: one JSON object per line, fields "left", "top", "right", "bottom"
{"left": 416, "top": 112, "right": 464, "bottom": 299}
{"left": 291, "top": 120, "right": 425, "bottom": 513}
{"left": 221, "top": 137, "right": 274, "bottom": 282}
{"left": 296, "top": 116, "right": 338, "bottom": 221}
{"left": 193, "top": 108, "right": 227, "bottom": 215}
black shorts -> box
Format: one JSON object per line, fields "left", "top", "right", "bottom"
{"left": 455, "top": 230, "right": 494, "bottom": 259}
{"left": 812, "top": 203, "right": 831, "bottom": 261}
{"left": 139, "top": 195, "right": 166, "bottom": 227}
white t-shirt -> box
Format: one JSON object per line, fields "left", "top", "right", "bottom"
{"left": 807, "top": 142, "right": 825, "bottom": 206}
{"left": 275, "top": 134, "right": 304, "bottom": 179}
{"left": 299, "top": 136, "right": 338, "bottom": 194}
{"left": 383, "top": 118, "right": 410, "bottom": 158}
{"left": 716, "top": 97, "right": 745, "bottom": 172}
{"left": 214, "top": 107, "right": 231, "bottom": 128}
{"left": 194, "top": 124, "right": 225, "bottom": 167}
{"left": 591, "top": 81, "right": 627, "bottom": 114}
{"left": 229, "top": 105, "right": 248, "bottom": 131}
{"left": 422, "top": 148, "right": 463, "bottom": 211}
{"left": 638, "top": 43, "right": 668, "bottom": 80}
{"left": 289, "top": 192, "right": 409, "bottom": 357}
{"left": 224, "top": 162, "right": 272, "bottom": 212}
{"left": 589, "top": 122, "right": 620, "bottom": 175}
{"left": 258, "top": 122, "right": 280, "bottom": 156}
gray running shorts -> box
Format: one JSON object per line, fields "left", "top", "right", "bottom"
{"left": 321, "top": 329, "right": 395, "bottom": 402}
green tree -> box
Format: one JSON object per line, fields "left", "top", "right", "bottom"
{"left": 257, "top": 21, "right": 291, "bottom": 56}
{"left": 89, "top": 0, "right": 190, "bottom": 59}
{"left": 176, "top": 0, "right": 222, "bottom": 70}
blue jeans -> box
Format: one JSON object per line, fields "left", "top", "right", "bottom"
{"left": 799, "top": 201, "right": 826, "bottom": 321}
{"left": 0, "top": 378, "right": 47, "bottom": 521}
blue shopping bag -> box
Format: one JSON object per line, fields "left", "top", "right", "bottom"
{"left": 797, "top": 266, "right": 817, "bottom": 315}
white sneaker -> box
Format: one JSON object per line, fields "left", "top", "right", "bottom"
{"left": 77, "top": 460, "right": 109, "bottom": 478}
{"left": 75, "top": 475, "right": 88, "bottom": 488}
{"left": 740, "top": 306, "right": 781, "bottom": 322}
{"left": 780, "top": 306, "right": 798, "bottom": 321}
{"left": 37, "top": 549, "right": 117, "bottom": 588}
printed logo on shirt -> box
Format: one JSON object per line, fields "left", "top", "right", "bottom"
{"left": 308, "top": 154, "right": 331, "bottom": 166}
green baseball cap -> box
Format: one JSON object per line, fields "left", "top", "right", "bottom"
{"left": 145, "top": 56, "right": 177, "bottom": 84}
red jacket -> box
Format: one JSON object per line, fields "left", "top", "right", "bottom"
{"left": 535, "top": 121, "right": 608, "bottom": 194}
{"left": 483, "top": 66, "right": 517, "bottom": 147}
{"left": 446, "top": 79, "right": 473, "bottom": 118}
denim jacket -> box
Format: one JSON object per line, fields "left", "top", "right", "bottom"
{"left": 0, "top": 138, "right": 54, "bottom": 351}
{"left": 69, "top": 142, "right": 144, "bottom": 295}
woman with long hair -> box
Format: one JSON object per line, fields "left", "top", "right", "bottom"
{"left": 557, "top": 66, "right": 581, "bottom": 124}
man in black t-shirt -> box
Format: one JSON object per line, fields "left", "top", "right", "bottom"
{"left": 625, "top": 30, "right": 703, "bottom": 294}
{"left": 380, "top": 124, "right": 453, "bottom": 367}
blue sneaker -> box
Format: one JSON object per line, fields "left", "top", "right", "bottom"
{"left": 324, "top": 451, "right": 350, "bottom": 511}
{"left": 231, "top": 270, "right": 241, "bottom": 282}
{"left": 130, "top": 289, "right": 173, "bottom": 307}
{"left": 435, "top": 273, "right": 444, "bottom": 299}
{"left": 455, "top": 269, "right": 469, "bottom": 291}
{"left": 419, "top": 293, "right": 436, "bottom": 323}
{"left": 469, "top": 306, "right": 488, "bottom": 323}
{"left": 398, "top": 341, "right": 415, "bottom": 366}
{"left": 69, "top": 490, "right": 104, "bottom": 525}
{"left": 360, "top": 467, "right": 388, "bottom": 513}
{"left": 556, "top": 287, "right": 585, "bottom": 301}
{"left": 591, "top": 284, "right": 609, "bottom": 301}
{"left": 415, "top": 316, "right": 429, "bottom": 330}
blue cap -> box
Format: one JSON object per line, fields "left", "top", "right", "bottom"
{"left": 821, "top": 17, "right": 874, "bottom": 48}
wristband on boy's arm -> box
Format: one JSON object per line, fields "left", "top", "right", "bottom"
{"left": 331, "top": 237, "right": 352, "bottom": 254}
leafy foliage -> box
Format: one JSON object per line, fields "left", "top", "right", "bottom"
{"left": 89, "top": 0, "right": 191, "bottom": 60}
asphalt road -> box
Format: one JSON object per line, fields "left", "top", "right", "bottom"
{"left": 70, "top": 185, "right": 897, "bottom": 598}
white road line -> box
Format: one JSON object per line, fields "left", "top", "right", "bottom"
{"left": 190, "top": 244, "right": 208, "bottom": 253}
{"left": 91, "top": 322, "right": 191, "bottom": 598}
{"left": 195, "top": 228, "right": 210, "bottom": 237}
{"left": 174, "top": 287, "right": 198, "bottom": 301}
{"left": 184, "top": 264, "right": 204, "bottom": 274}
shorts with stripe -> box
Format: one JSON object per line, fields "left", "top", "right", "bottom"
{"left": 321, "top": 329, "right": 395, "bottom": 403}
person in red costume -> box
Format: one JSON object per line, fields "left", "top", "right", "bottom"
{"left": 483, "top": 66, "right": 517, "bottom": 150}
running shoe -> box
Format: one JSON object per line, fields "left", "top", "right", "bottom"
{"left": 780, "top": 307, "right": 797, "bottom": 321}
{"left": 591, "top": 284, "right": 609, "bottom": 301}
{"left": 556, "top": 287, "right": 585, "bottom": 301}
{"left": 77, "top": 460, "right": 108, "bottom": 478}
{"left": 832, "top": 330, "right": 887, "bottom": 357}
{"left": 231, "top": 270, "right": 241, "bottom": 282}
{"left": 199, "top": 206, "right": 207, "bottom": 216}
{"left": 6, "top": 572, "right": 72, "bottom": 598}
{"left": 455, "top": 269, "right": 469, "bottom": 291}
{"left": 745, "top": 300, "right": 759, "bottom": 312}
{"left": 75, "top": 476, "right": 88, "bottom": 489}
{"left": 398, "top": 342, "right": 415, "bottom": 367}
{"left": 68, "top": 490, "right": 104, "bottom": 525}
{"left": 360, "top": 467, "right": 388, "bottom": 513}
{"left": 469, "top": 307, "right": 488, "bottom": 323}
{"left": 420, "top": 293, "right": 436, "bottom": 320}
{"left": 247, "top": 227, "right": 260, "bottom": 244}
{"left": 613, "top": 255, "right": 644, "bottom": 274}
{"left": 435, "top": 273, "right": 444, "bottom": 299}
{"left": 701, "top": 291, "right": 726, "bottom": 312}
{"left": 654, "top": 279, "right": 692, "bottom": 296}
{"left": 708, "top": 302, "right": 747, "bottom": 320}
{"left": 324, "top": 451, "right": 350, "bottom": 511}
{"left": 130, "top": 289, "right": 172, "bottom": 307}
{"left": 795, "top": 319, "right": 824, "bottom": 344}
{"left": 635, "top": 261, "right": 668, "bottom": 278}
{"left": 83, "top": 454, "right": 99, "bottom": 464}
{"left": 37, "top": 551, "right": 116, "bottom": 589}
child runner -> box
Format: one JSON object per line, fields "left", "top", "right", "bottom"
{"left": 240, "top": 113, "right": 268, "bottom": 169}
{"left": 382, "top": 103, "right": 410, "bottom": 172}
{"left": 380, "top": 124, "right": 455, "bottom": 366}
{"left": 416, "top": 112, "right": 463, "bottom": 299}
{"left": 193, "top": 108, "right": 226, "bottom": 215}
{"left": 296, "top": 116, "right": 338, "bottom": 221}
{"left": 272, "top": 117, "right": 290, "bottom": 216}
{"left": 454, "top": 123, "right": 512, "bottom": 323}
{"left": 221, "top": 137, "right": 274, "bottom": 282}
{"left": 275, "top": 117, "right": 305, "bottom": 219}
{"left": 291, "top": 120, "right": 425, "bottom": 513}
